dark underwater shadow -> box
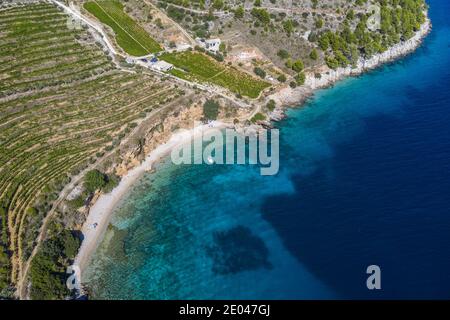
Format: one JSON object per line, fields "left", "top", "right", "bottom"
{"left": 260, "top": 146, "right": 450, "bottom": 299}
{"left": 206, "top": 226, "right": 272, "bottom": 275}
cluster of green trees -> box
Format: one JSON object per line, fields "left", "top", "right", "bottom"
{"left": 29, "top": 229, "right": 81, "bottom": 300}
{"left": 318, "top": 0, "right": 426, "bottom": 69}
{"left": 69, "top": 170, "right": 120, "bottom": 209}
{"left": 251, "top": 112, "right": 266, "bottom": 123}
{"left": 84, "top": 169, "right": 119, "bottom": 194}
{"left": 203, "top": 99, "right": 220, "bottom": 120}
{"left": 19, "top": 166, "right": 119, "bottom": 300}
{"left": 266, "top": 99, "right": 276, "bottom": 112}
{"left": 251, "top": 7, "right": 271, "bottom": 25}
{"left": 277, "top": 52, "right": 306, "bottom": 85}
{"left": 254, "top": 66, "right": 266, "bottom": 79}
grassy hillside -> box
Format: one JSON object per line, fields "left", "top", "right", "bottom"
{"left": 84, "top": 0, "right": 161, "bottom": 56}
{"left": 161, "top": 51, "right": 270, "bottom": 98}
{"left": 0, "top": 1, "right": 178, "bottom": 297}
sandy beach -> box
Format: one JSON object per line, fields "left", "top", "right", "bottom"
{"left": 73, "top": 121, "right": 229, "bottom": 279}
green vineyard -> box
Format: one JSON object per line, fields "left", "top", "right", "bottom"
{"left": 0, "top": 1, "right": 177, "bottom": 292}
{"left": 84, "top": 0, "right": 162, "bottom": 56}
{"left": 161, "top": 51, "right": 270, "bottom": 99}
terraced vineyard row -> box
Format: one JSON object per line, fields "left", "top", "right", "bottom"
{"left": 0, "top": 2, "right": 179, "bottom": 290}
{"left": 161, "top": 51, "right": 271, "bottom": 99}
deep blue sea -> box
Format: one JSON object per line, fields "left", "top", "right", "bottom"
{"left": 84, "top": 0, "right": 450, "bottom": 299}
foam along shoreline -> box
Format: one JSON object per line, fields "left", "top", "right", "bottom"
{"left": 271, "top": 18, "right": 432, "bottom": 107}
{"left": 73, "top": 121, "right": 228, "bottom": 278}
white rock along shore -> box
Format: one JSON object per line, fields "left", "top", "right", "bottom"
{"left": 271, "top": 18, "right": 431, "bottom": 107}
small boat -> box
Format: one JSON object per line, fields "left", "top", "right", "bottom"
{"left": 206, "top": 156, "right": 215, "bottom": 164}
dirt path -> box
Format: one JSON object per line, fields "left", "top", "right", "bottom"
{"left": 161, "top": 3, "right": 344, "bottom": 18}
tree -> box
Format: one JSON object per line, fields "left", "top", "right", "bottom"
{"left": 29, "top": 229, "right": 81, "bottom": 300}
{"left": 277, "top": 49, "right": 289, "bottom": 59}
{"left": 254, "top": 67, "right": 266, "bottom": 79}
{"left": 318, "top": 33, "right": 331, "bottom": 51}
{"left": 84, "top": 170, "right": 106, "bottom": 193}
{"left": 266, "top": 99, "right": 276, "bottom": 111}
{"left": 212, "top": 0, "right": 224, "bottom": 10}
{"left": 315, "top": 18, "right": 324, "bottom": 29}
{"left": 219, "top": 42, "right": 226, "bottom": 53}
{"left": 346, "top": 9, "right": 355, "bottom": 21}
{"left": 335, "top": 50, "right": 349, "bottom": 67}
{"left": 283, "top": 19, "right": 295, "bottom": 35}
{"left": 61, "top": 230, "right": 80, "bottom": 260}
{"left": 251, "top": 112, "right": 266, "bottom": 123}
{"left": 251, "top": 8, "right": 270, "bottom": 25}
{"left": 309, "top": 48, "right": 318, "bottom": 60}
{"left": 295, "top": 72, "right": 306, "bottom": 85}
{"left": 325, "top": 55, "right": 339, "bottom": 69}
{"left": 203, "top": 100, "right": 220, "bottom": 120}
{"left": 292, "top": 59, "right": 304, "bottom": 72}
{"left": 234, "top": 6, "right": 244, "bottom": 19}
{"left": 277, "top": 74, "right": 287, "bottom": 83}
{"left": 103, "top": 174, "right": 120, "bottom": 193}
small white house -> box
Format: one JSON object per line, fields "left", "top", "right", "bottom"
{"left": 205, "top": 39, "right": 221, "bottom": 52}
{"left": 151, "top": 60, "right": 173, "bottom": 72}
{"left": 196, "top": 38, "right": 222, "bottom": 53}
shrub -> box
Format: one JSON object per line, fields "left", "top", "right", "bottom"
{"left": 103, "top": 174, "right": 120, "bottom": 193}
{"left": 310, "top": 48, "right": 318, "bottom": 60}
{"left": 325, "top": 55, "right": 339, "bottom": 69}
{"left": 234, "top": 6, "right": 244, "bottom": 19}
{"left": 277, "top": 74, "right": 287, "bottom": 83}
{"left": 292, "top": 59, "right": 304, "bottom": 72}
{"left": 203, "top": 100, "right": 220, "bottom": 120}
{"left": 83, "top": 170, "right": 106, "bottom": 193}
{"left": 251, "top": 112, "right": 266, "bottom": 123}
{"left": 295, "top": 72, "right": 306, "bottom": 85}
{"left": 69, "top": 196, "right": 85, "bottom": 209}
{"left": 266, "top": 100, "right": 276, "bottom": 112}
{"left": 29, "top": 230, "right": 80, "bottom": 300}
{"left": 251, "top": 8, "right": 271, "bottom": 24}
{"left": 254, "top": 67, "right": 266, "bottom": 79}
{"left": 277, "top": 49, "right": 290, "bottom": 59}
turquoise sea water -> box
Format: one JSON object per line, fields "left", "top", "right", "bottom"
{"left": 85, "top": 0, "right": 450, "bottom": 299}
